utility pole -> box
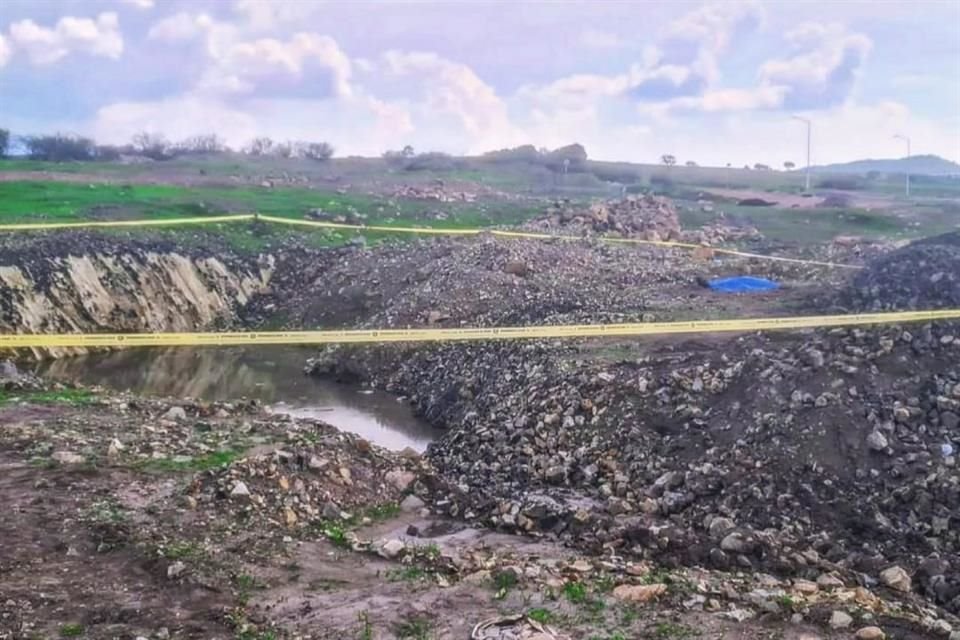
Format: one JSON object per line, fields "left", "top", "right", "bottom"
{"left": 791, "top": 115, "right": 812, "bottom": 193}
{"left": 894, "top": 134, "right": 911, "bottom": 197}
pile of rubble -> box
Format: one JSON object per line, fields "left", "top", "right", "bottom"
{"left": 527, "top": 196, "right": 762, "bottom": 246}
{"left": 390, "top": 183, "right": 479, "bottom": 202}
{"left": 849, "top": 232, "right": 960, "bottom": 311}
{"left": 528, "top": 195, "right": 682, "bottom": 242}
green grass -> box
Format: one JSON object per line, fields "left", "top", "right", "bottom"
{"left": 527, "top": 608, "right": 554, "bottom": 624}
{"left": 394, "top": 617, "right": 433, "bottom": 640}
{"left": 563, "top": 581, "right": 589, "bottom": 604}
{"left": 59, "top": 623, "right": 84, "bottom": 637}
{"left": 386, "top": 566, "right": 428, "bottom": 582}
{"left": 653, "top": 621, "right": 695, "bottom": 638}
{"left": 0, "top": 388, "right": 96, "bottom": 406}
{"left": 136, "top": 448, "right": 243, "bottom": 473}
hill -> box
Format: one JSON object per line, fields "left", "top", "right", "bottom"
{"left": 811, "top": 154, "right": 960, "bottom": 176}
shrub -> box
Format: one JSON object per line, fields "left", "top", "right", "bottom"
{"left": 24, "top": 133, "right": 95, "bottom": 161}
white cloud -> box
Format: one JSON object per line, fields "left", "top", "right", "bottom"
{"left": 381, "top": 51, "right": 522, "bottom": 149}
{"left": 199, "top": 32, "right": 353, "bottom": 98}
{"left": 8, "top": 12, "right": 123, "bottom": 65}
{"left": 232, "top": 0, "right": 324, "bottom": 30}
{"left": 147, "top": 12, "right": 213, "bottom": 42}
{"left": 118, "top": 0, "right": 154, "bottom": 9}
{"left": 580, "top": 28, "right": 626, "bottom": 50}
{"left": 0, "top": 34, "right": 11, "bottom": 68}
{"left": 759, "top": 22, "right": 872, "bottom": 109}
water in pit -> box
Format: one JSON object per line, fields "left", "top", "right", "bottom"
{"left": 31, "top": 347, "right": 435, "bottom": 452}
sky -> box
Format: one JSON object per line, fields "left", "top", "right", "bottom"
{"left": 1, "top": 0, "right": 959, "bottom": 167}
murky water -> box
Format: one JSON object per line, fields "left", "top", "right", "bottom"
{"left": 32, "top": 347, "right": 435, "bottom": 452}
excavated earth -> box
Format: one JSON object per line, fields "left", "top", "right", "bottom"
{"left": 1, "top": 221, "right": 958, "bottom": 639}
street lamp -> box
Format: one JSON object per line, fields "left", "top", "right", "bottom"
{"left": 893, "top": 134, "right": 911, "bottom": 197}
{"left": 791, "top": 115, "right": 812, "bottom": 193}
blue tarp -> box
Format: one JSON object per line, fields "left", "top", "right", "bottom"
{"left": 708, "top": 276, "right": 780, "bottom": 293}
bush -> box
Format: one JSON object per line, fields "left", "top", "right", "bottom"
{"left": 131, "top": 132, "right": 172, "bottom": 160}
{"left": 0, "top": 128, "right": 9, "bottom": 158}
{"left": 245, "top": 137, "right": 274, "bottom": 156}
{"left": 481, "top": 144, "right": 542, "bottom": 164}
{"left": 93, "top": 144, "right": 124, "bottom": 161}
{"left": 542, "top": 143, "right": 588, "bottom": 173}
{"left": 816, "top": 175, "right": 866, "bottom": 190}
{"left": 403, "top": 152, "right": 460, "bottom": 172}
{"left": 24, "top": 133, "right": 95, "bottom": 161}
{"left": 174, "top": 134, "right": 227, "bottom": 155}
{"left": 301, "top": 141, "right": 334, "bottom": 161}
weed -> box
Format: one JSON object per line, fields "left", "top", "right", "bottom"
{"left": 394, "top": 616, "right": 433, "bottom": 640}
{"left": 563, "top": 581, "right": 588, "bottom": 604}
{"left": 386, "top": 566, "right": 427, "bottom": 582}
{"left": 323, "top": 523, "right": 351, "bottom": 548}
{"left": 357, "top": 611, "right": 373, "bottom": 640}
{"left": 363, "top": 502, "right": 401, "bottom": 521}
{"left": 653, "top": 621, "right": 694, "bottom": 638}
{"left": 527, "top": 608, "right": 554, "bottom": 624}
{"left": 0, "top": 389, "right": 96, "bottom": 407}
{"left": 234, "top": 573, "right": 259, "bottom": 590}
{"left": 306, "top": 577, "right": 348, "bottom": 592}
{"left": 137, "top": 448, "right": 243, "bottom": 473}
{"left": 588, "top": 635, "right": 626, "bottom": 640}
{"left": 593, "top": 573, "right": 617, "bottom": 593}
{"left": 160, "top": 540, "right": 202, "bottom": 560}
{"left": 775, "top": 594, "right": 797, "bottom": 612}
{"left": 418, "top": 543, "right": 441, "bottom": 560}
{"left": 492, "top": 569, "right": 519, "bottom": 600}
{"left": 59, "top": 624, "right": 84, "bottom": 637}
{"left": 619, "top": 606, "right": 640, "bottom": 626}
{"left": 80, "top": 499, "right": 126, "bottom": 525}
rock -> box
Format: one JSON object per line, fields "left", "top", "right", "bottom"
{"left": 385, "top": 469, "right": 416, "bottom": 492}
{"left": 163, "top": 406, "right": 187, "bottom": 421}
{"left": 52, "top": 451, "right": 85, "bottom": 465}
{"left": 817, "top": 574, "right": 844, "bottom": 590}
{"left": 230, "top": 481, "right": 251, "bottom": 498}
{"left": 167, "top": 561, "right": 186, "bottom": 579}
{"left": 107, "top": 438, "right": 125, "bottom": 457}
{"left": 283, "top": 507, "right": 298, "bottom": 527}
{"left": 866, "top": 431, "right": 888, "bottom": 451}
{"left": 612, "top": 583, "right": 667, "bottom": 603}
{"left": 708, "top": 517, "right": 736, "bottom": 539}
{"left": 720, "top": 531, "right": 752, "bottom": 554}
{"left": 829, "top": 610, "right": 853, "bottom": 629}
{"left": 400, "top": 495, "right": 426, "bottom": 512}
{"left": 793, "top": 579, "right": 818, "bottom": 595}
{"left": 855, "top": 627, "right": 885, "bottom": 640}
{"left": 0, "top": 359, "right": 19, "bottom": 379}
{"left": 879, "top": 565, "right": 911, "bottom": 592}
{"left": 503, "top": 261, "right": 529, "bottom": 277}
{"left": 378, "top": 539, "right": 405, "bottom": 559}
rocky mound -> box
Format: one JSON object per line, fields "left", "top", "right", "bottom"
{"left": 849, "top": 234, "right": 960, "bottom": 311}
{"left": 315, "top": 319, "right": 960, "bottom": 617}
{"left": 527, "top": 196, "right": 761, "bottom": 246}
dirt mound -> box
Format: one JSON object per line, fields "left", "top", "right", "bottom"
{"left": 529, "top": 195, "right": 682, "bottom": 241}
{"left": 320, "top": 322, "right": 960, "bottom": 616}
{"left": 849, "top": 235, "right": 960, "bottom": 310}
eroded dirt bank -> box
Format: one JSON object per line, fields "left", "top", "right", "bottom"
{"left": 0, "top": 234, "right": 273, "bottom": 358}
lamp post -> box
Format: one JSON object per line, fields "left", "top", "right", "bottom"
{"left": 791, "top": 115, "right": 812, "bottom": 193}
{"left": 894, "top": 134, "right": 911, "bottom": 197}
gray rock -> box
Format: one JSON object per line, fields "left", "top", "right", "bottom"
{"left": 399, "top": 495, "right": 426, "bottom": 512}
{"left": 167, "top": 561, "right": 186, "bottom": 579}
{"left": 866, "top": 431, "right": 889, "bottom": 451}
{"left": 879, "top": 565, "right": 911, "bottom": 592}
{"left": 708, "top": 516, "right": 736, "bottom": 539}
{"left": 230, "top": 481, "right": 251, "bottom": 498}
{"left": 829, "top": 610, "right": 853, "bottom": 629}
{"left": 52, "top": 451, "right": 85, "bottom": 465}
{"left": 384, "top": 469, "right": 416, "bottom": 492}
{"left": 720, "top": 531, "right": 750, "bottom": 554}
{"left": 0, "top": 359, "right": 19, "bottom": 379}
{"left": 163, "top": 406, "right": 187, "bottom": 421}
{"left": 378, "top": 539, "right": 405, "bottom": 559}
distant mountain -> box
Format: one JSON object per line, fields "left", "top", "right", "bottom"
{"left": 810, "top": 154, "right": 960, "bottom": 176}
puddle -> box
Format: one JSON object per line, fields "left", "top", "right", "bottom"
{"left": 32, "top": 347, "right": 435, "bottom": 452}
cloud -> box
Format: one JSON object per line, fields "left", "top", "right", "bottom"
{"left": 199, "top": 33, "right": 353, "bottom": 98}
{"left": 580, "top": 28, "right": 626, "bottom": 50}
{"left": 628, "top": 66, "right": 707, "bottom": 100}
{"left": 0, "top": 35, "right": 11, "bottom": 68}
{"left": 381, "top": 51, "right": 522, "bottom": 149}
{"left": 118, "top": 0, "right": 154, "bottom": 9}
{"left": 759, "top": 22, "right": 872, "bottom": 109}
{"left": 232, "top": 0, "right": 325, "bottom": 30}
{"left": 147, "top": 12, "right": 213, "bottom": 42}
{"left": 8, "top": 12, "right": 123, "bottom": 65}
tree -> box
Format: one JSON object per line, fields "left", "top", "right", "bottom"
{"left": 0, "top": 129, "right": 9, "bottom": 158}
{"left": 301, "top": 141, "right": 334, "bottom": 161}
{"left": 245, "top": 137, "right": 275, "bottom": 156}
{"left": 131, "top": 132, "right": 171, "bottom": 160}
{"left": 661, "top": 154, "right": 676, "bottom": 167}
{"left": 753, "top": 163, "right": 771, "bottom": 171}
{"left": 685, "top": 160, "right": 698, "bottom": 167}
{"left": 784, "top": 161, "right": 796, "bottom": 170}
{"left": 24, "top": 133, "right": 96, "bottom": 161}
{"left": 176, "top": 134, "right": 226, "bottom": 155}
{"left": 275, "top": 141, "right": 294, "bottom": 158}
{"left": 401, "top": 144, "right": 415, "bottom": 158}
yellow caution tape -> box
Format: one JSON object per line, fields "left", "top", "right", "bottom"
{"left": 0, "top": 214, "right": 255, "bottom": 231}
{"left": 2, "top": 310, "right": 957, "bottom": 349}
{"left": 0, "top": 212, "right": 860, "bottom": 270}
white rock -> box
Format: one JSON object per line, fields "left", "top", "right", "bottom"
{"left": 378, "top": 539, "right": 405, "bottom": 559}
{"left": 829, "top": 610, "right": 853, "bottom": 629}
{"left": 167, "top": 561, "right": 186, "bottom": 579}
{"left": 230, "top": 481, "right": 251, "bottom": 498}
{"left": 866, "top": 431, "right": 888, "bottom": 451}
{"left": 163, "top": 406, "right": 187, "bottom": 421}
{"left": 52, "top": 451, "right": 85, "bottom": 465}
{"left": 400, "top": 495, "right": 426, "bottom": 512}
{"left": 385, "top": 469, "right": 416, "bottom": 492}
{"left": 879, "top": 565, "right": 911, "bottom": 592}
{"left": 855, "top": 627, "right": 885, "bottom": 640}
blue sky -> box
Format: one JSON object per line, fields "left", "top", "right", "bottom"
{"left": 1, "top": 0, "right": 958, "bottom": 166}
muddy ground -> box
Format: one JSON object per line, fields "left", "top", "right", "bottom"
{"left": 0, "top": 384, "right": 944, "bottom": 640}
